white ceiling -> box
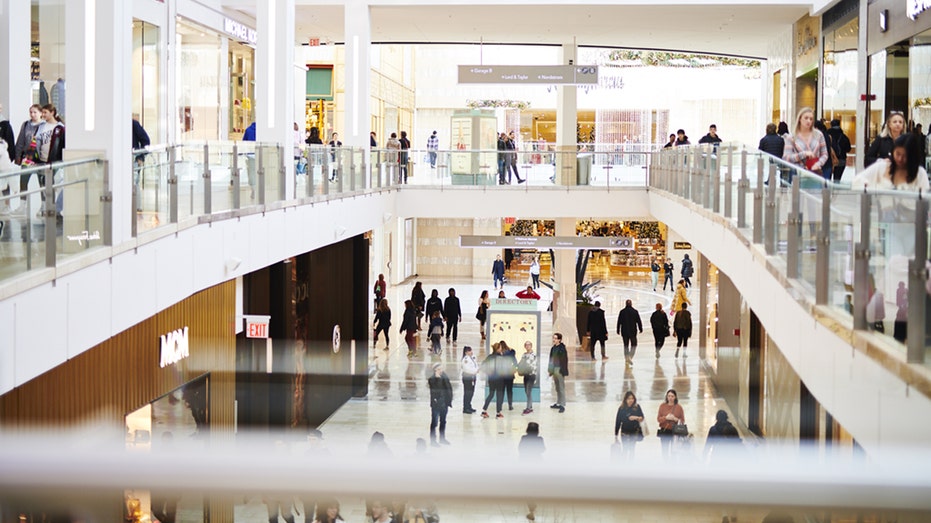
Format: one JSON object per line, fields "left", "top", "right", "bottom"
{"left": 230, "top": 2, "right": 818, "bottom": 59}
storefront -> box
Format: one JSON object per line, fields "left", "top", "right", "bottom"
{"left": 794, "top": 14, "right": 822, "bottom": 116}
{"left": 30, "top": 0, "right": 67, "bottom": 115}
{"left": 0, "top": 281, "right": 237, "bottom": 522}
{"left": 821, "top": 0, "right": 860, "bottom": 156}
{"left": 867, "top": 0, "right": 931, "bottom": 140}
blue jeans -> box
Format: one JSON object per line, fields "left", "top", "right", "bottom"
{"left": 429, "top": 151, "right": 437, "bottom": 167}
{"left": 430, "top": 405, "right": 448, "bottom": 438}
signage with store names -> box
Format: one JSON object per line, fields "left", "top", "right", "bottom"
{"left": 458, "top": 65, "right": 598, "bottom": 85}
{"left": 673, "top": 242, "right": 692, "bottom": 249}
{"left": 492, "top": 298, "right": 537, "bottom": 311}
{"left": 159, "top": 327, "right": 190, "bottom": 368}
{"left": 224, "top": 18, "right": 257, "bottom": 45}
{"left": 908, "top": 0, "right": 931, "bottom": 20}
{"left": 460, "top": 235, "right": 633, "bottom": 250}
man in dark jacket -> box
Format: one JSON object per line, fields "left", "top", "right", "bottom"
{"left": 547, "top": 333, "right": 568, "bottom": 413}
{"left": 663, "top": 257, "right": 675, "bottom": 291}
{"left": 825, "top": 119, "right": 852, "bottom": 182}
{"left": 758, "top": 123, "right": 785, "bottom": 159}
{"left": 492, "top": 254, "right": 505, "bottom": 289}
{"left": 497, "top": 132, "right": 508, "bottom": 184}
{"left": 616, "top": 300, "right": 643, "bottom": 367}
{"left": 443, "top": 287, "right": 462, "bottom": 342}
{"left": 697, "top": 124, "right": 723, "bottom": 151}
{"left": 650, "top": 303, "right": 670, "bottom": 358}
{"left": 427, "top": 363, "right": 453, "bottom": 446}
{"left": 586, "top": 301, "right": 609, "bottom": 360}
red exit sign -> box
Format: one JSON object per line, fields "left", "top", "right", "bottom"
{"left": 308, "top": 37, "right": 321, "bottom": 46}
{"left": 245, "top": 315, "right": 271, "bottom": 339}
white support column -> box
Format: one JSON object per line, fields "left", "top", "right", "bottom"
{"left": 0, "top": 0, "right": 31, "bottom": 123}
{"left": 65, "top": 0, "right": 133, "bottom": 244}
{"left": 553, "top": 218, "right": 578, "bottom": 347}
{"left": 343, "top": 0, "right": 372, "bottom": 148}
{"left": 555, "top": 41, "right": 577, "bottom": 185}
{"left": 855, "top": 0, "right": 869, "bottom": 172}
{"left": 256, "top": 0, "right": 296, "bottom": 198}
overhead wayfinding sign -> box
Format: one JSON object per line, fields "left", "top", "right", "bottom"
{"left": 458, "top": 65, "right": 598, "bottom": 85}
{"left": 460, "top": 235, "right": 633, "bottom": 250}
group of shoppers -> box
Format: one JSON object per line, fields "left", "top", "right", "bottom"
{"left": 0, "top": 103, "right": 66, "bottom": 216}
{"left": 397, "top": 284, "right": 464, "bottom": 356}
{"left": 760, "top": 106, "right": 928, "bottom": 190}
{"left": 497, "top": 131, "right": 525, "bottom": 184}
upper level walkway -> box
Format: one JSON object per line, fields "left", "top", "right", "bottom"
{"left": 1, "top": 142, "right": 929, "bottom": 455}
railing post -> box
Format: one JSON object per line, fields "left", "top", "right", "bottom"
{"left": 307, "top": 148, "right": 315, "bottom": 198}
{"left": 232, "top": 143, "right": 241, "bottom": 210}
{"left": 257, "top": 146, "right": 266, "bottom": 205}
{"left": 323, "top": 148, "right": 331, "bottom": 196}
{"left": 101, "top": 160, "right": 112, "bottom": 246}
{"left": 203, "top": 143, "right": 212, "bottom": 215}
{"left": 786, "top": 175, "right": 801, "bottom": 278}
{"left": 712, "top": 146, "right": 721, "bottom": 214}
{"left": 350, "top": 150, "right": 357, "bottom": 191}
{"left": 907, "top": 196, "right": 929, "bottom": 363}
{"left": 279, "top": 145, "right": 286, "bottom": 202}
{"left": 815, "top": 183, "right": 831, "bottom": 305}
{"left": 764, "top": 163, "right": 777, "bottom": 255}
{"left": 853, "top": 191, "right": 871, "bottom": 331}
{"left": 737, "top": 150, "right": 748, "bottom": 227}
{"left": 43, "top": 165, "right": 56, "bottom": 268}
{"left": 169, "top": 146, "right": 178, "bottom": 224}
{"left": 753, "top": 156, "right": 764, "bottom": 243}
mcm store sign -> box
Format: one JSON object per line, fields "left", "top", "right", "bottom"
{"left": 909, "top": 0, "right": 931, "bottom": 20}
{"left": 159, "top": 327, "right": 190, "bottom": 368}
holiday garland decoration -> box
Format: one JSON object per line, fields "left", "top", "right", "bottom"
{"left": 466, "top": 99, "right": 531, "bottom": 110}
{"left": 607, "top": 50, "right": 760, "bottom": 69}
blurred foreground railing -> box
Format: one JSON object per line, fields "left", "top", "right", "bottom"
{"left": 0, "top": 431, "right": 929, "bottom": 522}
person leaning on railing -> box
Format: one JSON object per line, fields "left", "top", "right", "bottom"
{"left": 852, "top": 133, "right": 929, "bottom": 192}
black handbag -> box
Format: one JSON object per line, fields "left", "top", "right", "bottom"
{"left": 672, "top": 423, "right": 689, "bottom": 437}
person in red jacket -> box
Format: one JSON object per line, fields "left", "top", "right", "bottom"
{"left": 515, "top": 286, "right": 540, "bottom": 300}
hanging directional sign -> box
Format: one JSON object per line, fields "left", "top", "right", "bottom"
{"left": 460, "top": 235, "right": 633, "bottom": 249}
{"left": 458, "top": 65, "right": 599, "bottom": 85}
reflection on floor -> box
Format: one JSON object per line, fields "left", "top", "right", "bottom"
{"left": 235, "top": 271, "right": 750, "bottom": 522}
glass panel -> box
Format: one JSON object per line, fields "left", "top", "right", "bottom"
{"left": 176, "top": 144, "right": 206, "bottom": 220}
{"left": 797, "top": 179, "right": 824, "bottom": 294}
{"left": 134, "top": 146, "right": 171, "bottom": 234}
{"left": 0, "top": 165, "right": 46, "bottom": 281}
{"left": 828, "top": 191, "right": 859, "bottom": 317}
{"left": 259, "top": 144, "right": 282, "bottom": 204}
{"left": 132, "top": 20, "right": 160, "bottom": 142}
{"left": 868, "top": 193, "right": 918, "bottom": 350}
{"left": 868, "top": 51, "right": 886, "bottom": 144}
{"left": 58, "top": 160, "right": 106, "bottom": 261}
{"left": 209, "top": 142, "right": 235, "bottom": 214}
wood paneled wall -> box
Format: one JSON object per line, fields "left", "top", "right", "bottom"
{"left": 0, "top": 280, "right": 237, "bottom": 439}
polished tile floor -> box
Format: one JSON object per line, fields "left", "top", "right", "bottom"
{"left": 242, "top": 269, "right": 759, "bottom": 522}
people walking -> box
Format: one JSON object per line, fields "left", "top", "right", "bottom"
{"left": 547, "top": 333, "right": 568, "bottom": 413}
{"left": 400, "top": 300, "right": 418, "bottom": 357}
{"left": 650, "top": 303, "right": 670, "bottom": 358}
{"left": 783, "top": 106, "right": 827, "bottom": 180}
{"left": 500, "top": 341, "right": 518, "bottom": 411}
{"left": 505, "top": 131, "right": 525, "bottom": 183}
{"left": 411, "top": 281, "right": 426, "bottom": 330}
{"left": 758, "top": 122, "right": 785, "bottom": 159}
{"left": 460, "top": 346, "right": 478, "bottom": 414}
{"left": 476, "top": 290, "right": 490, "bottom": 341}
{"left": 672, "top": 279, "right": 691, "bottom": 316}
{"left": 373, "top": 298, "right": 392, "bottom": 349}
{"left": 825, "top": 119, "right": 851, "bottom": 182}
{"left": 656, "top": 389, "right": 685, "bottom": 461}
{"left": 614, "top": 391, "right": 645, "bottom": 461}
{"left": 427, "top": 311, "right": 444, "bottom": 355}
{"left": 681, "top": 254, "right": 694, "bottom": 288}
{"left": 443, "top": 288, "right": 462, "bottom": 343}
{"left": 399, "top": 130, "right": 411, "bottom": 183}
{"left": 492, "top": 254, "right": 505, "bottom": 289}
{"left": 497, "top": 132, "right": 508, "bottom": 184}
{"left": 529, "top": 257, "right": 541, "bottom": 288}
{"left": 865, "top": 111, "right": 905, "bottom": 167}
{"left": 426, "top": 130, "right": 439, "bottom": 168}
{"left": 586, "top": 301, "right": 609, "bottom": 361}
{"left": 427, "top": 363, "right": 453, "bottom": 446}
{"left": 650, "top": 257, "right": 660, "bottom": 292}
{"left": 662, "top": 257, "right": 675, "bottom": 291}
{"left": 517, "top": 341, "right": 538, "bottom": 415}
{"left": 616, "top": 299, "right": 643, "bottom": 367}
{"left": 374, "top": 273, "right": 387, "bottom": 310}
{"left": 673, "top": 303, "right": 693, "bottom": 358}
{"left": 481, "top": 342, "right": 507, "bottom": 419}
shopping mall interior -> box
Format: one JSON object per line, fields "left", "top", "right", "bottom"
{"left": 2, "top": 0, "right": 931, "bottom": 522}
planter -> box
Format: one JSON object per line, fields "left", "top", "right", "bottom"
{"left": 576, "top": 302, "right": 593, "bottom": 344}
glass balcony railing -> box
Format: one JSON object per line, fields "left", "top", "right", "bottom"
{"left": 2, "top": 141, "right": 930, "bottom": 368}
{"left": 0, "top": 157, "right": 109, "bottom": 282}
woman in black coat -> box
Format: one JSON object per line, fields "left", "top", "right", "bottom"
{"left": 399, "top": 300, "right": 418, "bottom": 356}
{"left": 373, "top": 299, "right": 391, "bottom": 348}
{"left": 411, "top": 281, "right": 426, "bottom": 329}
{"left": 865, "top": 111, "right": 905, "bottom": 167}
{"left": 586, "top": 301, "right": 609, "bottom": 361}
